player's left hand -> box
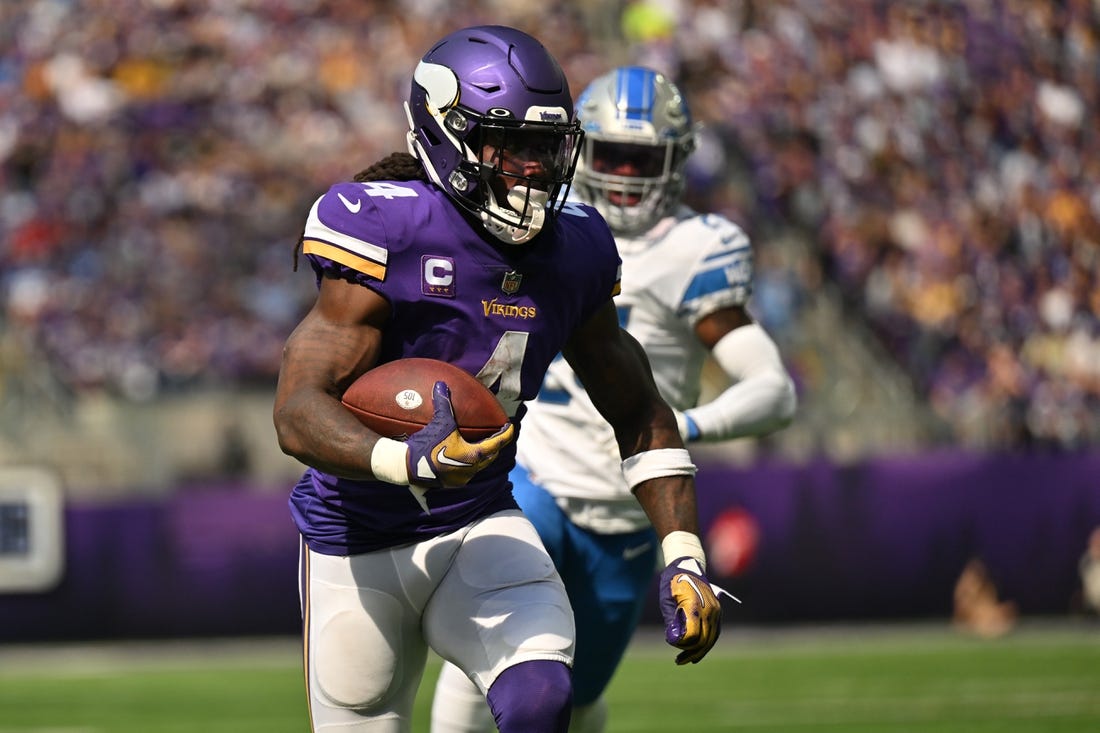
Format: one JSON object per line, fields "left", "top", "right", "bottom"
{"left": 405, "top": 381, "right": 514, "bottom": 488}
{"left": 658, "top": 556, "right": 724, "bottom": 664}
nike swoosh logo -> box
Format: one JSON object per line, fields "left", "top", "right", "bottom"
{"left": 676, "top": 574, "right": 708, "bottom": 606}
{"left": 623, "top": 542, "right": 652, "bottom": 561}
{"left": 436, "top": 447, "right": 473, "bottom": 467}
{"left": 337, "top": 192, "right": 362, "bottom": 213}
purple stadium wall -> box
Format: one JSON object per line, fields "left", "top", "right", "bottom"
{"left": 675, "top": 450, "right": 1100, "bottom": 625}
{"left": 1, "top": 451, "right": 1098, "bottom": 642}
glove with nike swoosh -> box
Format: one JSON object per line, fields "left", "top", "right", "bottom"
{"left": 659, "top": 556, "right": 723, "bottom": 665}
{"left": 405, "top": 381, "right": 514, "bottom": 488}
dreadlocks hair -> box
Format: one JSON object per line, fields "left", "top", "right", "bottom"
{"left": 293, "top": 152, "right": 430, "bottom": 270}
{"left": 354, "top": 152, "right": 430, "bottom": 183}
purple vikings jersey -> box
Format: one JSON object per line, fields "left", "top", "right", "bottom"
{"left": 290, "top": 179, "right": 621, "bottom": 555}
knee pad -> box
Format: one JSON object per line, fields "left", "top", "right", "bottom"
{"left": 487, "top": 660, "right": 572, "bottom": 733}
{"left": 314, "top": 605, "right": 398, "bottom": 709}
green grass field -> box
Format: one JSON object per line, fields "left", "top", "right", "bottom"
{"left": 1, "top": 621, "right": 1098, "bottom": 732}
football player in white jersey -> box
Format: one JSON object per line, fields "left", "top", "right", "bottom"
{"left": 431, "top": 66, "right": 796, "bottom": 733}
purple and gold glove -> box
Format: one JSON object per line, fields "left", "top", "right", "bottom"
{"left": 659, "top": 556, "right": 724, "bottom": 665}
{"left": 405, "top": 381, "right": 514, "bottom": 488}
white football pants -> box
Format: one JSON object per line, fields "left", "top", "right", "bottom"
{"left": 300, "top": 509, "right": 575, "bottom": 732}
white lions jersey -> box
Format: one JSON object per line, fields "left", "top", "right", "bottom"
{"left": 515, "top": 206, "right": 753, "bottom": 533}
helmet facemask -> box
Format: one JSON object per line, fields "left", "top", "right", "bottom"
{"left": 468, "top": 119, "right": 582, "bottom": 244}
{"left": 575, "top": 137, "right": 690, "bottom": 236}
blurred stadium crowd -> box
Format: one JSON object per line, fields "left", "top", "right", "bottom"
{"left": 1, "top": 0, "right": 1097, "bottom": 452}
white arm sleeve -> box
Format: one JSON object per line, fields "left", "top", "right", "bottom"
{"left": 684, "top": 323, "right": 797, "bottom": 441}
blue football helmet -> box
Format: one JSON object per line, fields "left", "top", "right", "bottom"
{"left": 405, "top": 25, "right": 583, "bottom": 244}
{"left": 574, "top": 66, "right": 696, "bottom": 236}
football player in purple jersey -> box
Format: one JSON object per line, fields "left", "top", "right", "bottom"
{"left": 273, "top": 27, "right": 725, "bottom": 733}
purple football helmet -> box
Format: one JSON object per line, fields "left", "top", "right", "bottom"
{"left": 405, "top": 25, "right": 583, "bottom": 244}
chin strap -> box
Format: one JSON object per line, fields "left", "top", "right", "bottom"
{"left": 482, "top": 186, "right": 548, "bottom": 244}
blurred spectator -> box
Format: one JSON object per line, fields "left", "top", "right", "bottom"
{"left": 630, "top": 0, "right": 1100, "bottom": 452}
{"left": 952, "top": 557, "right": 1017, "bottom": 638}
{"left": 0, "top": 0, "right": 571, "bottom": 398}
{"left": 2, "top": 0, "right": 1098, "bottom": 453}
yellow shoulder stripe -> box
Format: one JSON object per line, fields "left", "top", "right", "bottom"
{"left": 302, "top": 239, "right": 387, "bottom": 280}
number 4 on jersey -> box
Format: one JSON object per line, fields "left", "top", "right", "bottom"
{"left": 474, "top": 331, "right": 528, "bottom": 417}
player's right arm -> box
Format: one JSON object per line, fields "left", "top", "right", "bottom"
{"left": 273, "top": 275, "right": 513, "bottom": 487}
{"left": 273, "top": 275, "right": 391, "bottom": 480}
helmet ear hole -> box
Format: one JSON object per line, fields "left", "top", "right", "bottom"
{"left": 422, "top": 126, "right": 442, "bottom": 147}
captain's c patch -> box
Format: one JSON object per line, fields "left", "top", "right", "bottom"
{"left": 422, "top": 256, "right": 455, "bottom": 298}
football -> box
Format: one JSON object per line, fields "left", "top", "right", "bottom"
{"left": 341, "top": 358, "right": 508, "bottom": 441}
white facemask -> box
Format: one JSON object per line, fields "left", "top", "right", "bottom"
{"left": 481, "top": 186, "right": 549, "bottom": 244}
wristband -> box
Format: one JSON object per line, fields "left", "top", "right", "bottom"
{"left": 370, "top": 437, "right": 410, "bottom": 485}
{"left": 661, "top": 530, "right": 706, "bottom": 571}
{"left": 674, "top": 410, "right": 696, "bottom": 442}
{"left": 621, "top": 448, "right": 696, "bottom": 490}
{"left": 683, "top": 412, "right": 701, "bottom": 441}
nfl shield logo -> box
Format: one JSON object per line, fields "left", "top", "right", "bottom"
{"left": 501, "top": 271, "right": 522, "bottom": 294}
